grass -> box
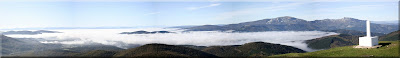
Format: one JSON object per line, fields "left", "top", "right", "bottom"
{"left": 269, "top": 41, "right": 400, "bottom": 57}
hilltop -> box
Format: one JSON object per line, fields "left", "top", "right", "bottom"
{"left": 379, "top": 30, "right": 400, "bottom": 41}
{"left": 271, "top": 30, "right": 400, "bottom": 57}
{"left": 6, "top": 41, "right": 306, "bottom": 57}
{"left": 1, "top": 30, "right": 61, "bottom": 35}
{"left": 113, "top": 43, "right": 218, "bottom": 57}
{"left": 305, "top": 30, "right": 399, "bottom": 49}
{"left": 202, "top": 42, "right": 305, "bottom": 57}
{"left": 270, "top": 41, "right": 399, "bottom": 57}
{"left": 1, "top": 35, "right": 62, "bottom": 56}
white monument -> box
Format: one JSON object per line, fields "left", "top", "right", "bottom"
{"left": 357, "top": 20, "right": 379, "bottom": 47}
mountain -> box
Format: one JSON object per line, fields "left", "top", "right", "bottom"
{"left": 379, "top": 30, "right": 399, "bottom": 41}
{"left": 270, "top": 41, "right": 399, "bottom": 57}
{"left": 202, "top": 42, "right": 305, "bottom": 57}
{"left": 177, "top": 45, "right": 208, "bottom": 50}
{"left": 1, "top": 35, "right": 62, "bottom": 56}
{"left": 80, "top": 50, "right": 118, "bottom": 57}
{"left": 113, "top": 43, "right": 218, "bottom": 57}
{"left": 1, "top": 30, "right": 61, "bottom": 35}
{"left": 311, "top": 17, "right": 397, "bottom": 34}
{"left": 186, "top": 16, "right": 398, "bottom": 34}
{"left": 5, "top": 40, "right": 308, "bottom": 57}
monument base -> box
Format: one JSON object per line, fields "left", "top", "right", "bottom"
{"left": 353, "top": 45, "right": 382, "bottom": 49}
{"left": 358, "top": 36, "right": 379, "bottom": 47}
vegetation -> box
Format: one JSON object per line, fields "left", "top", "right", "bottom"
{"left": 15, "top": 44, "right": 124, "bottom": 57}
{"left": 10, "top": 42, "right": 306, "bottom": 57}
{"left": 202, "top": 42, "right": 305, "bottom": 57}
{"left": 80, "top": 50, "right": 118, "bottom": 57}
{"left": 305, "top": 34, "right": 359, "bottom": 49}
{"left": 1, "top": 35, "right": 62, "bottom": 56}
{"left": 3, "top": 30, "right": 398, "bottom": 57}
{"left": 270, "top": 41, "right": 400, "bottom": 57}
{"left": 113, "top": 43, "right": 218, "bottom": 57}
{"left": 379, "top": 30, "right": 399, "bottom": 41}
{"left": 306, "top": 30, "right": 399, "bottom": 49}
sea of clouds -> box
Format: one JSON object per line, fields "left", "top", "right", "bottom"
{"left": 4, "top": 28, "right": 338, "bottom": 52}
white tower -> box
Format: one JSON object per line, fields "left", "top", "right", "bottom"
{"left": 358, "top": 20, "right": 379, "bottom": 47}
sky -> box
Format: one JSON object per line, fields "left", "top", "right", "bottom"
{"left": 0, "top": 0, "right": 398, "bottom": 29}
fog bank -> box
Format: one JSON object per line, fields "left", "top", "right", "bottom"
{"left": 5, "top": 28, "right": 338, "bottom": 52}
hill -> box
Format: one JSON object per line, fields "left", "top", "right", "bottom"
{"left": 379, "top": 30, "right": 399, "bottom": 41}
{"left": 80, "top": 50, "right": 118, "bottom": 57}
{"left": 113, "top": 43, "right": 218, "bottom": 57}
{"left": 15, "top": 44, "right": 124, "bottom": 57}
{"left": 186, "top": 16, "right": 398, "bottom": 34}
{"left": 270, "top": 41, "right": 399, "bottom": 57}
{"left": 202, "top": 42, "right": 305, "bottom": 57}
{"left": 10, "top": 42, "right": 307, "bottom": 57}
{"left": 305, "top": 34, "right": 359, "bottom": 49}
{"left": 305, "top": 30, "right": 399, "bottom": 49}
{"left": 1, "top": 30, "right": 61, "bottom": 35}
{"left": 1, "top": 35, "right": 62, "bottom": 56}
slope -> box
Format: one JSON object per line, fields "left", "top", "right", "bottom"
{"left": 270, "top": 41, "right": 399, "bottom": 57}
{"left": 379, "top": 30, "right": 399, "bottom": 41}
{"left": 202, "top": 42, "right": 305, "bottom": 57}
{"left": 113, "top": 43, "right": 218, "bottom": 57}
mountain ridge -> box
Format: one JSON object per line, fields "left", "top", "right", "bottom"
{"left": 186, "top": 16, "right": 398, "bottom": 34}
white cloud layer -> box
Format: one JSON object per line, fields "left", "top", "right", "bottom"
{"left": 5, "top": 28, "right": 338, "bottom": 51}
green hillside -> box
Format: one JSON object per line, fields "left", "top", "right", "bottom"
{"left": 113, "top": 43, "right": 219, "bottom": 58}
{"left": 80, "top": 50, "right": 118, "bottom": 57}
{"left": 15, "top": 44, "right": 124, "bottom": 57}
{"left": 1, "top": 35, "right": 62, "bottom": 56}
{"left": 305, "top": 34, "right": 359, "bottom": 49}
{"left": 379, "top": 30, "right": 399, "bottom": 41}
{"left": 202, "top": 42, "right": 305, "bottom": 57}
{"left": 270, "top": 41, "right": 400, "bottom": 57}
{"left": 306, "top": 30, "right": 399, "bottom": 49}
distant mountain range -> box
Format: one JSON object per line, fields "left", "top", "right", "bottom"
{"left": 1, "top": 30, "right": 61, "bottom": 35}
{"left": 1, "top": 35, "right": 62, "bottom": 56}
{"left": 0, "top": 26, "right": 168, "bottom": 30}
{"left": 186, "top": 16, "right": 398, "bottom": 34}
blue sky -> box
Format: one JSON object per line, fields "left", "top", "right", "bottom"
{"left": 0, "top": 0, "right": 398, "bottom": 29}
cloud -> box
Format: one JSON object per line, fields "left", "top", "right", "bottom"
{"left": 5, "top": 28, "right": 338, "bottom": 51}
{"left": 186, "top": 3, "right": 221, "bottom": 10}
{"left": 214, "top": 2, "right": 307, "bottom": 20}
{"left": 144, "top": 12, "right": 161, "bottom": 15}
